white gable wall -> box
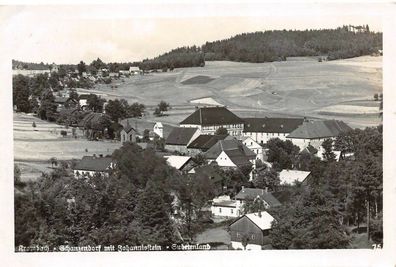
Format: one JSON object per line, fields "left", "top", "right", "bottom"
{"left": 215, "top": 151, "right": 236, "bottom": 167}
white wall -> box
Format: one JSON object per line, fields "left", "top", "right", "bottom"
{"left": 215, "top": 151, "right": 236, "bottom": 167}
{"left": 242, "top": 132, "right": 288, "bottom": 144}
{"left": 211, "top": 205, "right": 240, "bottom": 218}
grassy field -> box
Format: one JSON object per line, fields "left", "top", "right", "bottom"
{"left": 81, "top": 56, "right": 382, "bottom": 129}
{"left": 14, "top": 112, "right": 121, "bottom": 181}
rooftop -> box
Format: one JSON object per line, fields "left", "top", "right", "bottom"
{"left": 180, "top": 106, "right": 244, "bottom": 126}
{"left": 74, "top": 156, "right": 113, "bottom": 172}
{"left": 165, "top": 127, "right": 199, "bottom": 145}
{"left": 235, "top": 188, "right": 282, "bottom": 207}
{"left": 205, "top": 139, "right": 256, "bottom": 160}
{"left": 187, "top": 134, "right": 228, "bottom": 150}
{"left": 287, "top": 120, "right": 352, "bottom": 139}
{"left": 245, "top": 212, "right": 275, "bottom": 230}
{"left": 279, "top": 169, "right": 311, "bottom": 185}
{"left": 165, "top": 155, "right": 192, "bottom": 170}
{"left": 243, "top": 117, "right": 304, "bottom": 133}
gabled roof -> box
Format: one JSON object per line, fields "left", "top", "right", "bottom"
{"left": 73, "top": 156, "right": 113, "bottom": 172}
{"left": 245, "top": 212, "right": 275, "bottom": 230}
{"left": 243, "top": 117, "right": 304, "bottom": 133}
{"left": 79, "top": 94, "right": 91, "bottom": 100}
{"left": 165, "top": 127, "right": 199, "bottom": 145}
{"left": 235, "top": 188, "right": 282, "bottom": 207}
{"left": 279, "top": 169, "right": 311, "bottom": 185}
{"left": 180, "top": 106, "right": 244, "bottom": 126}
{"left": 78, "top": 112, "right": 105, "bottom": 128}
{"left": 54, "top": 97, "right": 69, "bottom": 104}
{"left": 165, "top": 155, "right": 192, "bottom": 170}
{"left": 223, "top": 150, "right": 253, "bottom": 167}
{"left": 122, "top": 120, "right": 136, "bottom": 134}
{"left": 287, "top": 120, "right": 352, "bottom": 139}
{"left": 205, "top": 139, "right": 256, "bottom": 160}
{"left": 187, "top": 134, "right": 228, "bottom": 150}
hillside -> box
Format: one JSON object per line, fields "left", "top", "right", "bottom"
{"left": 138, "top": 25, "right": 382, "bottom": 70}
{"left": 203, "top": 26, "right": 382, "bottom": 62}
{"left": 87, "top": 55, "right": 382, "bottom": 129}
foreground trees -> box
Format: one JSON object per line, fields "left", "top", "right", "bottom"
{"left": 15, "top": 143, "right": 181, "bottom": 249}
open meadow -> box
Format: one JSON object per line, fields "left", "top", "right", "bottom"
{"left": 81, "top": 56, "right": 382, "bottom": 129}
{"left": 14, "top": 112, "right": 121, "bottom": 181}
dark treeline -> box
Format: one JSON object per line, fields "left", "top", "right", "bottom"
{"left": 202, "top": 25, "right": 382, "bottom": 62}
{"left": 139, "top": 46, "right": 205, "bottom": 71}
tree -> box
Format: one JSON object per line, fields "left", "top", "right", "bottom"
{"left": 215, "top": 127, "right": 228, "bottom": 135}
{"left": 269, "top": 188, "right": 350, "bottom": 249}
{"left": 38, "top": 90, "right": 57, "bottom": 121}
{"left": 134, "top": 179, "right": 177, "bottom": 246}
{"left": 127, "top": 102, "right": 145, "bottom": 118}
{"left": 267, "top": 138, "right": 300, "bottom": 171}
{"left": 87, "top": 94, "right": 106, "bottom": 113}
{"left": 105, "top": 99, "right": 127, "bottom": 122}
{"left": 32, "top": 122, "right": 36, "bottom": 128}
{"left": 322, "top": 138, "right": 336, "bottom": 162}
{"left": 156, "top": 101, "right": 170, "bottom": 115}
{"left": 13, "top": 75, "right": 31, "bottom": 112}
{"left": 77, "top": 61, "right": 87, "bottom": 75}
{"left": 253, "top": 167, "right": 280, "bottom": 191}
{"left": 143, "top": 129, "right": 150, "bottom": 142}
{"left": 49, "top": 157, "right": 58, "bottom": 168}
{"left": 373, "top": 93, "right": 379, "bottom": 101}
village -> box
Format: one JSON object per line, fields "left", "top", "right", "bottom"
{"left": 12, "top": 56, "right": 383, "bottom": 251}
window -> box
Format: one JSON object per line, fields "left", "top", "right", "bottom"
{"left": 231, "top": 209, "right": 233, "bottom": 214}
{"left": 251, "top": 234, "right": 255, "bottom": 240}
{"left": 130, "top": 135, "right": 132, "bottom": 141}
{"left": 219, "top": 208, "right": 222, "bottom": 213}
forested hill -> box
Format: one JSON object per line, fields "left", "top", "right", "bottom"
{"left": 139, "top": 25, "right": 382, "bottom": 70}
{"left": 139, "top": 46, "right": 205, "bottom": 71}
{"left": 203, "top": 25, "right": 382, "bottom": 62}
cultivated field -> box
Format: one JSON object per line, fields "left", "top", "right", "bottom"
{"left": 14, "top": 112, "right": 121, "bottom": 181}
{"left": 84, "top": 56, "right": 382, "bottom": 129}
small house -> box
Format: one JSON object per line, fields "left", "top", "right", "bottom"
{"left": 235, "top": 187, "right": 281, "bottom": 209}
{"left": 73, "top": 155, "right": 113, "bottom": 179}
{"left": 153, "top": 122, "right": 164, "bottom": 138}
{"left": 120, "top": 120, "right": 137, "bottom": 144}
{"left": 165, "top": 155, "right": 194, "bottom": 173}
{"left": 229, "top": 212, "right": 275, "bottom": 250}
{"left": 211, "top": 195, "right": 241, "bottom": 218}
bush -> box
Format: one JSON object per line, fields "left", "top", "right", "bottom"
{"left": 60, "top": 130, "right": 67, "bottom": 137}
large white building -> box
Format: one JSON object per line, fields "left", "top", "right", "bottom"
{"left": 242, "top": 117, "right": 304, "bottom": 145}
{"left": 286, "top": 120, "right": 352, "bottom": 150}
{"left": 179, "top": 106, "right": 245, "bottom": 136}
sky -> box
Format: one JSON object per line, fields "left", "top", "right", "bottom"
{"left": 0, "top": 3, "right": 386, "bottom": 64}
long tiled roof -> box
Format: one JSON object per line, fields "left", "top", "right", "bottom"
{"left": 187, "top": 134, "right": 228, "bottom": 150}
{"left": 180, "top": 106, "right": 244, "bottom": 126}
{"left": 74, "top": 156, "right": 113, "bottom": 172}
{"left": 243, "top": 117, "right": 304, "bottom": 133}
{"left": 287, "top": 120, "right": 352, "bottom": 139}
{"left": 165, "top": 127, "right": 198, "bottom": 145}
{"left": 235, "top": 188, "right": 282, "bottom": 207}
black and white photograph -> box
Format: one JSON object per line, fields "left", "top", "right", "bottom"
{"left": 1, "top": 1, "right": 395, "bottom": 266}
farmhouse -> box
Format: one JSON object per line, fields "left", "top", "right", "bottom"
{"left": 211, "top": 195, "right": 241, "bottom": 218}
{"left": 180, "top": 106, "right": 245, "bottom": 136}
{"left": 235, "top": 187, "right": 281, "bottom": 209}
{"left": 78, "top": 94, "right": 90, "bottom": 110}
{"left": 242, "top": 117, "right": 304, "bottom": 144}
{"left": 153, "top": 122, "right": 164, "bottom": 138}
{"left": 279, "top": 169, "right": 311, "bottom": 186}
{"left": 120, "top": 120, "right": 137, "bottom": 144}
{"left": 286, "top": 120, "right": 352, "bottom": 150}
{"left": 229, "top": 211, "right": 275, "bottom": 250}
{"left": 187, "top": 134, "right": 229, "bottom": 156}
{"left": 129, "top": 66, "right": 142, "bottom": 75}
{"left": 73, "top": 155, "right": 113, "bottom": 179}
{"left": 240, "top": 136, "right": 265, "bottom": 161}
{"left": 165, "top": 127, "right": 200, "bottom": 154}
{"left": 165, "top": 155, "right": 193, "bottom": 173}
{"left": 204, "top": 139, "right": 256, "bottom": 171}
